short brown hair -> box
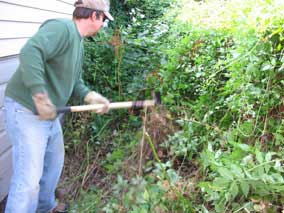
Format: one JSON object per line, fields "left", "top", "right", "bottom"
{"left": 73, "top": 1, "right": 103, "bottom": 19}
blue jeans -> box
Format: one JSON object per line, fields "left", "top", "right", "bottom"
{"left": 4, "top": 97, "right": 64, "bottom": 213}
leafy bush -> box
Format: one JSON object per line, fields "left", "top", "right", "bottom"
{"left": 66, "top": 0, "right": 284, "bottom": 212}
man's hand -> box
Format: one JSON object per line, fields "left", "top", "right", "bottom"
{"left": 32, "top": 93, "right": 57, "bottom": 120}
{"left": 84, "top": 91, "right": 110, "bottom": 114}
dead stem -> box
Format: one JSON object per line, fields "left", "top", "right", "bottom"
{"left": 139, "top": 106, "right": 148, "bottom": 176}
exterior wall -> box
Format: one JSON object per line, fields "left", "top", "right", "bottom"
{"left": 0, "top": 0, "right": 73, "bottom": 201}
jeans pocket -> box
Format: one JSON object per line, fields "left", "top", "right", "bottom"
{"left": 13, "top": 104, "right": 39, "bottom": 126}
{"left": 14, "top": 102, "right": 34, "bottom": 115}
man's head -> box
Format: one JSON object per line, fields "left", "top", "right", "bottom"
{"left": 73, "top": 0, "right": 114, "bottom": 36}
{"left": 73, "top": 0, "right": 114, "bottom": 21}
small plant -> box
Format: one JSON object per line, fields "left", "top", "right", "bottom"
{"left": 162, "top": 120, "right": 201, "bottom": 161}
{"left": 199, "top": 142, "right": 284, "bottom": 212}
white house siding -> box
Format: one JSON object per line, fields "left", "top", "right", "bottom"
{"left": 0, "top": 0, "right": 73, "bottom": 201}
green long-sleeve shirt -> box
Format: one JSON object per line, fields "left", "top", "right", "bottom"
{"left": 5, "top": 18, "right": 90, "bottom": 113}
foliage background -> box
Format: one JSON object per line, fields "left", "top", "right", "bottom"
{"left": 62, "top": 0, "right": 284, "bottom": 212}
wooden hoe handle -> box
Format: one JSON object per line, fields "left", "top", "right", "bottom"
{"left": 57, "top": 92, "right": 161, "bottom": 114}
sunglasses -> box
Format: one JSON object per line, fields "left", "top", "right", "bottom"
{"left": 102, "top": 15, "right": 109, "bottom": 22}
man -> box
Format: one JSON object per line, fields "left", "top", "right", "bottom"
{"left": 4, "top": 0, "right": 114, "bottom": 212}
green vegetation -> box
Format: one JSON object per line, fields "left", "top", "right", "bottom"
{"left": 62, "top": 0, "right": 284, "bottom": 212}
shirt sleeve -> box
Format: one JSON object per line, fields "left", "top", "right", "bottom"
{"left": 73, "top": 75, "right": 90, "bottom": 101}
{"left": 20, "top": 19, "right": 70, "bottom": 95}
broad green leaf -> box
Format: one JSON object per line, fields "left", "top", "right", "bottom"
{"left": 242, "top": 155, "right": 254, "bottom": 165}
{"left": 143, "top": 189, "right": 150, "bottom": 201}
{"left": 229, "top": 182, "right": 239, "bottom": 200}
{"left": 265, "top": 152, "right": 274, "bottom": 162}
{"left": 240, "top": 181, "right": 250, "bottom": 197}
{"left": 274, "top": 160, "right": 284, "bottom": 172}
{"left": 166, "top": 169, "right": 180, "bottom": 183}
{"left": 260, "top": 174, "right": 274, "bottom": 183}
{"left": 217, "top": 167, "right": 234, "bottom": 180}
{"left": 231, "top": 164, "right": 244, "bottom": 178}
{"left": 213, "top": 177, "right": 230, "bottom": 188}
{"left": 271, "top": 173, "right": 284, "bottom": 183}
{"left": 238, "top": 121, "right": 254, "bottom": 136}
{"left": 264, "top": 164, "right": 271, "bottom": 173}
{"left": 274, "top": 133, "right": 284, "bottom": 146}
{"left": 261, "top": 63, "right": 272, "bottom": 72}
{"left": 254, "top": 166, "right": 265, "bottom": 177}
{"left": 246, "top": 63, "right": 258, "bottom": 73}
{"left": 255, "top": 150, "right": 264, "bottom": 164}
{"left": 216, "top": 199, "right": 226, "bottom": 213}
{"left": 237, "top": 143, "right": 251, "bottom": 152}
